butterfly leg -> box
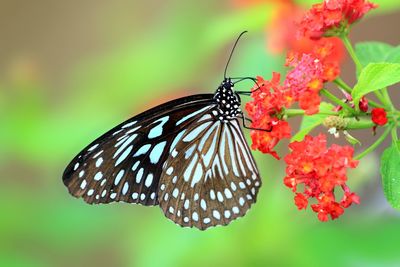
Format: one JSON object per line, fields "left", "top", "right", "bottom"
{"left": 238, "top": 114, "right": 273, "bottom": 132}
{"left": 231, "top": 77, "right": 262, "bottom": 95}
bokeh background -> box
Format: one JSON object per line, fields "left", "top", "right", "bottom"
{"left": 1, "top": 0, "right": 400, "bottom": 266}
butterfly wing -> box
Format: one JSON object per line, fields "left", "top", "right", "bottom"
{"left": 62, "top": 94, "right": 216, "bottom": 206}
{"left": 158, "top": 114, "right": 261, "bottom": 230}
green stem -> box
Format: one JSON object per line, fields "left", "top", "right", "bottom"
{"left": 354, "top": 125, "right": 393, "bottom": 160}
{"left": 341, "top": 35, "right": 363, "bottom": 72}
{"left": 346, "top": 119, "right": 375, "bottom": 129}
{"left": 321, "top": 89, "right": 355, "bottom": 114}
{"left": 374, "top": 90, "right": 389, "bottom": 107}
{"left": 334, "top": 78, "right": 352, "bottom": 93}
{"left": 381, "top": 88, "right": 395, "bottom": 111}
{"left": 392, "top": 127, "right": 398, "bottom": 142}
{"left": 334, "top": 78, "right": 383, "bottom": 108}
{"left": 285, "top": 109, "right": 337, "bottom": 118}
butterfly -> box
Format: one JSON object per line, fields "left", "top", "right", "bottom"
{"left": 62, "top": 31, "right": 269, "bottom": 230}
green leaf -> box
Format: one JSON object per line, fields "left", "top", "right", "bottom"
{"left": 380, "top": 143, "right": 400, "bottom": 209}
{"left": 352, "top": 63, "right": 400, "bottom": 107}
{"left": 385, "top": 46, "right": 400, "bottom": 63}
{"left": 355, "top": 42, "right": 395, "bottom": 66}
{"left": 355, "top": 42, "right": 400, "bottom": 65}
{"left": 291, "top": 102, "right": 334, "bottom": 142}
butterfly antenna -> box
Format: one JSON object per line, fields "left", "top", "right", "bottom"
{"left": 224, "top": 31, "right": 248, "bottom": 79}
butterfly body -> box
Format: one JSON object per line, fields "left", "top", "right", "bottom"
{"left": 213, "top": 78, "right": 242, "bottom": 122}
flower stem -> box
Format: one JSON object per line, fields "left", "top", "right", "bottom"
{"left": 341, "top": 35, "right": 363, "bottom": 72}
{"left": 392, "top": 127, "right": 398, "bottom": 143}
{"left": 381, "top": 88, "right": 395, "bottom": 111}
{"left": 346, "top": 119, "right": 375, "bottom": 129}
{"left": 334, "top": 78, "right": 383, "bottom": 108}
{"left": 354, "top": 125, "right": 393, "bottom": 160}
{"left": 334, "top": 78, "right": 352, "bottom": 93}
{"left": 285, "top": 109, "right": 337, "bottom": 118}
{"left": 321, "top": 89, "right": 355, "bottom": 114}
{"left": 374, "top": 90, "right": 389, "bottom": 107}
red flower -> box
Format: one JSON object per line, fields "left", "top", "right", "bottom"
{"left": 359, "top": 96, "right": 369, "bottom": 112}
{"left": 284, "top": 41, "right": 340, "bottom": 115}
{"left": 284, "top": 134, "right": 359, "bottom": 221}
{"left": 245, "top": 73, "right": 293, "bottom": 159}
{"left": 335, "top": 92, "right": 369, "bottom": 112}
{"left": 298, "top": 0, "right": 378, "bottom": 39}
{"left": 371, "top": 108, "right": 388, "bottom": 126}
{"left": 294, "top": 193, "right": 308, "bottom": 210}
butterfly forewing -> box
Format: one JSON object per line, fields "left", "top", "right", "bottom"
{"left": 63, "top": 94, "right": 216, "bottom": 206}
{"left": 158, "top": 114, "right": 261, "bottom": 230}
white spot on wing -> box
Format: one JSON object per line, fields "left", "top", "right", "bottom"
{"left": 217, "top": 191, "right": 224, "bottom": 202}
{"left": 166, "top": 166, "right": 174, "bottom": 175}
{"left": 114, "top": 134, "right": 137, "bottom": 158}
{"left": 224, "top": 188, "right": 232, "bottom": 199}
{"left": 149, "top": 141, "right": 167, "bottom": 164}
{"left": 145, "top": 173, "right": 153, "bottom": 187}
{"left": 136, "top": 168, "right": 144, "bottom": 183}
{"left": 213, "top": 210, "right": 220, "bottom": 220}
{"left": 224, "top": 210, "right": 231, "bottom": 218}
{"left": 132, "top": 161, "right": 140, "bottom": 171}
{"left": 87, "top": 189, "right": 94, "bottom": 196}
{"left": 133, "top": 144, "right": 151, "bottom": 157}
{"left": 88, "top": 144, "right": 98, "bottom": 151}
{"left": 121, "top": 121, "right": 137, "bottom": 129}
{"left": 232, "top": 206, "right": 239, "bottom": 214}
{"left": 114, "top": 169, "right": 125, "bottom": 185}
{"left": 93, "top": 150, "right": 103, "bottom": 158}
{"left": 184, "top": 154, "right": 198, "bottom": 182}
{"left": 192, "top": 212, "right": 199, "bottom": 221}
{"left": 200, "top": 199, "right": 207, "bottom": 211}
{"left": 172, "top": 188, "right": 179, "bottom": 198}
{"left": 191, "top": 163, "right": 203, "bottom": 187}
{"left": 148, "top": 116, "right": 169, "bottom": 139}
{"left": 176, "top": 106, "right": 210, "bottom": 125}
{"left": 96, "top": 157, "right": 103, "bottom": 167}
{"left": 183, "top": 122, "right": 212, "bottom": 142}
{"left": 94, "top": 172, "right": 103, "bottom": 181}
{"left": 115, "top": 145, "right": 133, "bottom": 166}
{"left": 122, "top": 182, "right": 129, "bottom": 195}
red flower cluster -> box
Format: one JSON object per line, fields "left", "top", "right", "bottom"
{"left": 245, "top": 73, "right": 293, "bottom": 159}
{"left": 298, "top": 0, "right": 378, "bottom": 39}
{"left": 371, "top": 108, "right": 388, "bottom": 126}
{"left": 266, "top": 0, "right": 345, "bottom": 63}
{"left": 285, "top": 41, "right": 340, "bottom": 115}
{"left": 284, "top": 134, "right": 360, "bottom": 221}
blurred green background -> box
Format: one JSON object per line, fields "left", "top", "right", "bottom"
{"left": 1, "top": 1, "right": 400, "bottom": 266}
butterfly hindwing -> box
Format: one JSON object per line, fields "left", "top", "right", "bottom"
{"left": 158, "top": 113, "right": 261, "bottom": 230}
{"left": 62, "top": 94, "right": 216, "bottom": 206}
